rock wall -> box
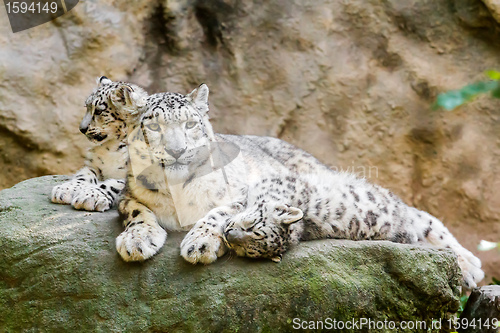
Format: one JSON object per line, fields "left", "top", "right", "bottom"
{"left": 1, "top": 0, "right": 500, "bottom": 279}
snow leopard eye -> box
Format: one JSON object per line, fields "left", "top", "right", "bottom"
{"left": 146, "top": 123, "right": 161, "bottom": 132}
{"left": 186, "top": 121, "right": 197, "bottom": 129}
{"left": 94, "top": 103, "right": 107, "bottom": 116}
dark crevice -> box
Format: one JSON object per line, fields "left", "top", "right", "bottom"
{"left": 195, "top": 5, "right": 222, "bottom": 49}
{"left": 277, "top": 108, "right": 299, "bottom": 140}
{"left": 372, "top": 36, "right": 403, "bottom": 71}
{"left": 0, "top": 125, "right": 55, "bottom": 189}
{"left": 453, "top": 0, "right": 500, "bottom": 46}
{"left": 0, "top": 123, "right": 42, "bottom": 152}
{"left": 194, "top": 0, "right": 233, "bottom": 51}
{"left": 142, "top": 3, "right": 175, "bottom": 93}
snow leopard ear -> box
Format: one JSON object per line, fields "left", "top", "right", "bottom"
{"left": 97, "top": 76, "right": 112, "bottom": 86}
{"left": 187, "top": 83, "right": 209, "bottom": 114}
{"left": 111, "top": 84, "right": 147, "bottom": 112}
{"left": 274, "top": 204, "right": 303, "bottom": 225}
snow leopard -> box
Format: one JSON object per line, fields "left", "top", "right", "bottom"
{"left": 51, "top": 76, "right": 147, "bottom": 211}
{"left": 115, "top": 84, "right": 333, "bottom": 263}
{"left": 221, "top": 169, "right": 484, "bottom": 288}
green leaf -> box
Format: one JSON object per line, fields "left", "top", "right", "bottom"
{"left": 435, "top": 91, "right": 464, "bottom": 111}
{"left": 434, "top": 80, "right": 499, "bottom": 110}
{"left": 457, "top": 295, "right": 469, "bottom": 316}
{"left": 486, "top": 70, "right": 500, "bottom": 81}
{"left": 491, "top": 277, "right": 500, "bottom": 285}
{"left": 460, "top": 81, "right": 498, "bottom": 98}
{"left": 492, "top": 86, "right": 500, "bottom": 99}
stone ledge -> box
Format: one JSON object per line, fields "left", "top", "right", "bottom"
{"left": 0, "top": 176, "right": 460, "bottom": 332}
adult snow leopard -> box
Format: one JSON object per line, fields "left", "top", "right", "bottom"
{"left": 220, "top": 169, "right": 484, "bottom": 288}
{"left": 116, "top": 84, "right": 332, "bottom": 262}
{"left": 51, "top": 76, "right": 147, "bottom": 211}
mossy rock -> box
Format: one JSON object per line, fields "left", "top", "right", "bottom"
{"left": 0, "top": 176, "right": 460, "bottom": 332}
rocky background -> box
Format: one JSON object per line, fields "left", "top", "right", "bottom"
{"left": 1, "top": 0, "right": 500, "bottom": 281}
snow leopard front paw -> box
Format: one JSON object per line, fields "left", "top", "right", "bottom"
{"left": 180, "top": 227, "right": 226, "bottom": 264}
{"left": 71, "top": 187, "right": 113, "bottom": 212}
{"left": 71, "top": 180, "right": 124, "bottom": 212}
{"left": 51, "top": 181, "right": 81, "bottom": 204}
{"left": 116, "top": 222, "right": 167, "bottom": 261}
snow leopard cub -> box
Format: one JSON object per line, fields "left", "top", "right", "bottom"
{"left": 51, "top": 76, "right": 147, "bottom": 211}
{"left": 222, "top": 169, "right": 484, "bottom": 288}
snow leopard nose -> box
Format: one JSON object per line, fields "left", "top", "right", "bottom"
{"left": 165, "top": 148, "right": 186, "bottom": 159}
{"left": 79, "top": 125, "right": 88, "bottom": 134}
{"left": 79, "top": 112, "right": 92, "bottom": 134}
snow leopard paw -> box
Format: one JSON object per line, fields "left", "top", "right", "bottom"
{"left": 116, "top": 222, "right": 167, "bottom": 261}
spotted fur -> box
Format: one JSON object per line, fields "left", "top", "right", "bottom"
{"left": 116, "top": 84, "right": 331, "bottom": 263}
{"left": 51, "top": 76, "right": 147, "bottom": 211}
{"left": 222, "top": 169, "right": 484, "bottom": 288}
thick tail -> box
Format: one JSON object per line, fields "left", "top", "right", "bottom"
{"left": 417, "top": 211, "right": 484, "bottom": 288}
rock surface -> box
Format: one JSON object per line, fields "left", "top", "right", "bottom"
{"left": 459, "top": 285, "right": 500, "bottom": 333}
{"left": 0, "top": 176, "right": 460, "bottom": 332}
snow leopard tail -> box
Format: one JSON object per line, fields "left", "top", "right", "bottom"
{"left": 416, "top": 211, "right": 484, "bottom": 288}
